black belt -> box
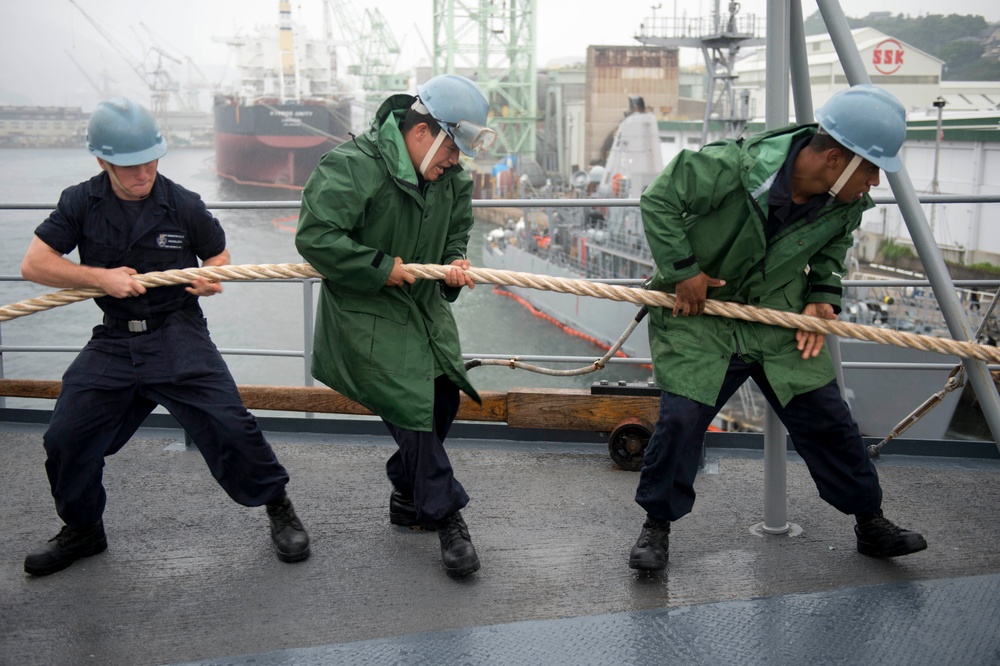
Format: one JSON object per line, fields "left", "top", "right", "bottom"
{"left": 102, "top": 305, "right": 201, "bottom": 335}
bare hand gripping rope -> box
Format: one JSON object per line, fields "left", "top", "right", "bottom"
{"left": 2, "top": 262, "right": 999, "bottom": 365}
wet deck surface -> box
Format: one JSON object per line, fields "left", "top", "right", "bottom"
{"left": 2, "top": 420, "right": 999, "bottom": 665}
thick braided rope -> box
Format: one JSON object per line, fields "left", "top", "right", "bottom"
{"left": 2, "top": 262, "right": 997, "bottom": 364}
{"left": 0, "top": 264, "right": 321, "bottom": 321}
{"left": 412, "top": 264, "right": 1000, "bottom": 364}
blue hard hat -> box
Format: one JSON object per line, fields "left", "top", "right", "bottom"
{"left": 815, "top": 85, "right": 906, "bottom": 173}
{"left": 415, "top": 75, "right": 496, "bottom": 157}
{"left": 87, "top": 98, "right": 167, "bottom": 166}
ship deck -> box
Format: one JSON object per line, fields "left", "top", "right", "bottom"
{"left": 2, "top": 415, "right": 999, "bottom": 666}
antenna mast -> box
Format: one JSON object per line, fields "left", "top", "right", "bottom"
{"left": 636, "top": 0, "right": 762, "bottom": 144}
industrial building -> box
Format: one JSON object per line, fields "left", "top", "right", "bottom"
{"left": 0, "top": 106, "right": 88, "bottom": 147}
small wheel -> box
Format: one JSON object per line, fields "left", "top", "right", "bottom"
{"left": 608, "top": 417, "right": 652, "bottom": 471}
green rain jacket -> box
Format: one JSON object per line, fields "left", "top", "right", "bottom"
{"left": 640, "top": 124, "right": 873, "bottom": 407}
{"left": 295, "top": 94, "right": 480, "bottom": 431}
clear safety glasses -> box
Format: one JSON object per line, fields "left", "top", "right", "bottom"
{"left": 439, "top": 119, "right": 497, "bottom": 153}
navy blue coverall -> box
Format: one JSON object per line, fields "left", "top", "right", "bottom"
{"left": 382, "top": 375, "right": 469, "bottom": 524}
{"left": 34, "top": 172, "right": 289, "bottom": 529}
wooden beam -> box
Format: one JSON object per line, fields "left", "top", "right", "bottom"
{"left": 234, "top": 384, "right": 510, "bottom": 423}
{"left": 0, "top": 379, "right": 60, "bottom": 400}
{"left": 0, "top": 379, "right": 657, "bottom": 432}
{"left": 506, "top": 388, "right": 658, "bottom": 431}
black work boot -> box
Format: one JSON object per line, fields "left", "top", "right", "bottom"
{"left": 628, "top": 516, "right": 671, "bottom": 571}
{"left": 266, "top": 494, "right": 311, "bottom": 563}
{"left": 24, "top": 521, "right": 108, "bottom": 576}
{"left": 855, "top": 509, "right": 927, "bottom": 558}
{"left": 389, "top": 490, "right": 436, "bottom": 531}
{"left": 435, "top": 511, "right": 480, "bottom": 577}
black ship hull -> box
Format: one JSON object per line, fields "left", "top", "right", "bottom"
{"left": 213, "top": 100, "right": 350, "bottom": 190}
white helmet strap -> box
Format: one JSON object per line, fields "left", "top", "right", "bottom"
{"left": 828, "top": 154, "right": 863, "bottom": 199}
{"left": 103, "top": 159, "right": 154, "bottom": 200}
{"left": 419, "top": 128, "right": 448, "bottom": 179}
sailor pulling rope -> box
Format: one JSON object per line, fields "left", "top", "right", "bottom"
{"left": 2, "top": 262, "right": 999, "bottom": 365}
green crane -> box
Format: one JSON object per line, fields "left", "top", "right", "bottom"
{"left": 432, "top": 0, "right": 538, "bottom": 159}
{"left": 325, "top": 0, "right": 409, "bottom": 120}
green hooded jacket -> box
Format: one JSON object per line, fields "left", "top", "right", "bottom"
{"left": 295, "top": 94, "right": 480, "bottom": 431}
{"left": 640, "top": 124, "right": 873, "bottom": 407}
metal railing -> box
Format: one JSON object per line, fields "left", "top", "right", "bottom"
{"left": 0, "top": 199, "right": 652, "bottom": 413}
{"left": 2, "top": 197, "right": 999, "bottom": 410}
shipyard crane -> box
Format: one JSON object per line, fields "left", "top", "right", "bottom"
{"left": 323, "top": 0, "right": 408, "bottom": 119}
{"left": 139, "top": 22, "right": 216, "bottom": 112}
{"left": 67, "top": 0, "right": 184, "bottom": 132}
{"left": 64, "top": 50, "right": 117, "bottom": 100}
{"left": 431, "top": 0, "right": 537, "bottom": 159}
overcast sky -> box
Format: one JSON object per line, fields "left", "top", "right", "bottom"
{"left": 2, "top": 0, "right": 997, "bottom": 112}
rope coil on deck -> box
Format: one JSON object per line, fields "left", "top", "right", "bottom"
{"left": 2, "top": 262, "right": 998, "bottom": 364}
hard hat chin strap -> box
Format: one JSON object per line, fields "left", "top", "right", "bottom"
{"left": 104, "top": 161, "right": 152, "bottom": 200}
{"left": 828, "top": 154, "right": 863, "bottom": 199}
{"left": 419, "top": 129, "right": 448, "bottom": 179}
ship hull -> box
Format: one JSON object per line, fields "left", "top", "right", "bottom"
{"left": 481, "top": 237, "right": 963, "bottom": 439}
{"left": 213, "top": 101, "right": 350, "bottom": 189}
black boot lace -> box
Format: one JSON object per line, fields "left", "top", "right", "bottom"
{"left": 52, "top": 524, "right": 98, "bottom": 546}
{"left": 438, "top": 514, "right": 471, "bottom": 548}
{"left": 267, "top": 499, "right": 304, "bottom": 531}
{"left": 637, "top": 519, "right": 670, "bottom": 547}
{"left": 51, "top": 525, "right": 74, "bottom": 545}
{"left": 867, "top": 514, "right": 902, "bottom": 535}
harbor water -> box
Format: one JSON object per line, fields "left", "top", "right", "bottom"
{"left": 0, "top": 147, "right": 653, "bottom": 410}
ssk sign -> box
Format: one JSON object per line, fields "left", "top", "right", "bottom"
{"left": 873, "top": 39, "right": 904, "bottom": 75}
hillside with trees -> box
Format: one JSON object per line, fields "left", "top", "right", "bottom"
{"left": 803, "top": 12, "right": 1000, "bottom": 81}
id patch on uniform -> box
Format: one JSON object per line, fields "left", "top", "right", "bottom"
{"left": 156, "top": 233, "right": 185, "bottom": 249}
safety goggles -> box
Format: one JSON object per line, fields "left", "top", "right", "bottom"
{"left": 437, "top": 119, "right": 497, "bottom": 154}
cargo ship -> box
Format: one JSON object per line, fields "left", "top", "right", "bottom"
{"left": 213, "top": 1, "right": 353, "bottom": 190}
